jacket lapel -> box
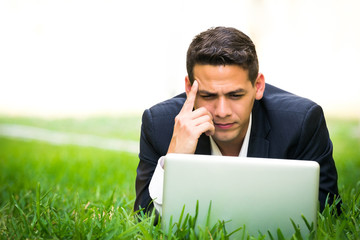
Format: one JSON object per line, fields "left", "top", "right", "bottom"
{"left": 247, "top": 100, "right": 270, "bottom": 158}
{"left": 195, "top": 134, "right": 211, "bottom": 155}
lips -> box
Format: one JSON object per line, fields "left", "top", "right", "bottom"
{"left": 214, "top": 123, "right": 234, "bottom": 129}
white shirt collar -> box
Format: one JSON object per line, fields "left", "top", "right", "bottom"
{"left": 210, "top": 113, "right": 252, "bottom": 157}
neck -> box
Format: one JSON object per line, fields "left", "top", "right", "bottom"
{"left": 216, "top": 139, "right": 244, "bottom": 156}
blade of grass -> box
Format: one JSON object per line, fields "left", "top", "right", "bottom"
{"left": 276, "top": 228, "right": 285, "bottom": 240}
{"left": 205, "top": 200, "right": 212, "bottom": 227}
{"left": 36, "top": 182, "right": 42, "bottom": 234}
{"left": 290, "top": 218, "right": 303, "bottom": 240}
{"left": 11, "top": 195, "right": 30, "bottom": 235}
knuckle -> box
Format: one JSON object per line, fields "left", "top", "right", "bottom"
{"left": 205, "top": 114, "right": 212, "bottom": 122}
{"left": 197, "top": 106, "right": 206, "bottom": 112}
{"left": 175, "top": 115, "right": 189, "bottom": 128}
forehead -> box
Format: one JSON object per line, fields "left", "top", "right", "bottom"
{"left": 193, "top": 64, "right": 252, "bottom": 91}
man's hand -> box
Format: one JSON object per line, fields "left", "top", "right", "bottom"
{"left": 167, "top": 80, "right": 215, "bottom": 154}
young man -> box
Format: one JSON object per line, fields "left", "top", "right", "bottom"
{"left": 134, "top": 27, "right": 340, "bottom": 215}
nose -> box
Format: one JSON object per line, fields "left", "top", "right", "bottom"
{"left": 214, "top": 97, "right": 231, "bottom": 118}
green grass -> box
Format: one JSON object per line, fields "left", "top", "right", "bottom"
{"left": 0, "top": 137, "right": 145, "bottom": 239}
{"left": 0, "top": 116, "right": 359, "bottom": 239}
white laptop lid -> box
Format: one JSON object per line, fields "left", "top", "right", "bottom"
{"left": 162, "top": 153, "right": 319, "bottom": 238}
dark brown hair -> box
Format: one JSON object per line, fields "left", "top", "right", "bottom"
{"left": 186, "top": 27, "right": 259, "bottom": 85}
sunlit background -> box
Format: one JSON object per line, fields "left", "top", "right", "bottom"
{"left": 1, "top": 0, "right": 359, "bottom": 118}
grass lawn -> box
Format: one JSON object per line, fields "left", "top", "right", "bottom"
{"left": 0, "top": 116, "right": 359, "bottom": 239}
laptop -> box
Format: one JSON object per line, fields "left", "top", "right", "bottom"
{"left": 162, "top": 153, "right": 319, "bottom": 238}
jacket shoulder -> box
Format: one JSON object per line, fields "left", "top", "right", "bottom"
{"left": 146, "top": 92, "right": 186, "bottom": 118}
{"left": 251, "top": 84, "right": 328, "bottom": 159}
{"left": 261, "top": 84, "right": 318, "bottom": 113}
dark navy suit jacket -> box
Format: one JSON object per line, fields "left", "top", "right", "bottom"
{"left": 134, "top": 84, "right": 340, "bottom": 213}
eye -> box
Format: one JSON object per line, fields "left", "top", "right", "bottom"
{"left": 229, "top": 93, "right": 244, "bottom": 99}
{"left": 200, "top": 94, "right": 216, "bottom": 100}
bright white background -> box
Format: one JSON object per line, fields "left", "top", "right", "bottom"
{"left": 1, "top": 0, "right": 359, "bottom": 118}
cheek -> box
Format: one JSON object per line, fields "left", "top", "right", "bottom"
{"left": 230, "top": 102, "right": 244, "bottom": 116}
{"left": 231, "top": 98, "right": 254, "bottom": 116}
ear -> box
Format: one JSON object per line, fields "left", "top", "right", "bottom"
{"left": 185, "top": 76, "right": 192, "bottom": 96}
{"left": 255, "top": 73, "right": 265, "bottom": 100}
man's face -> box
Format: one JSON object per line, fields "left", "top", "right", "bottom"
{"left": 186, "top": 64, "right": 265, "bottom": 147}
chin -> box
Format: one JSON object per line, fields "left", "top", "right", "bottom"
{"left": 213, "top": 134, "right": 237, "bottom": 143}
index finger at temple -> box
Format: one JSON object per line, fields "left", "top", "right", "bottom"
{"left": 182, "top": 80, "right": 198, "bottom": 112}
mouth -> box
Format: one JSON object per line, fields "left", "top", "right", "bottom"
{"left": 214, "top": 123, "right": 235, "bottom": 130}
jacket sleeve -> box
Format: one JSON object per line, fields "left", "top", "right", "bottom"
{"left": 134, "top": 109, "right": 162, "bottom": 213}
{"left": 294, "top": 104, "right": 340, "bottom": 212}
{"left": 134, "top": 94, "right": 184, "bottom": 213}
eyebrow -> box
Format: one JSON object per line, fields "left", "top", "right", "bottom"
{"left": 227, "top": 89, "right": 247, "bottom": 95}
{"left": 198, "top": 90, "right": 216, "bottom": 95}
{"left": 198, "top": 88, "right": 247, "bottom": 95}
